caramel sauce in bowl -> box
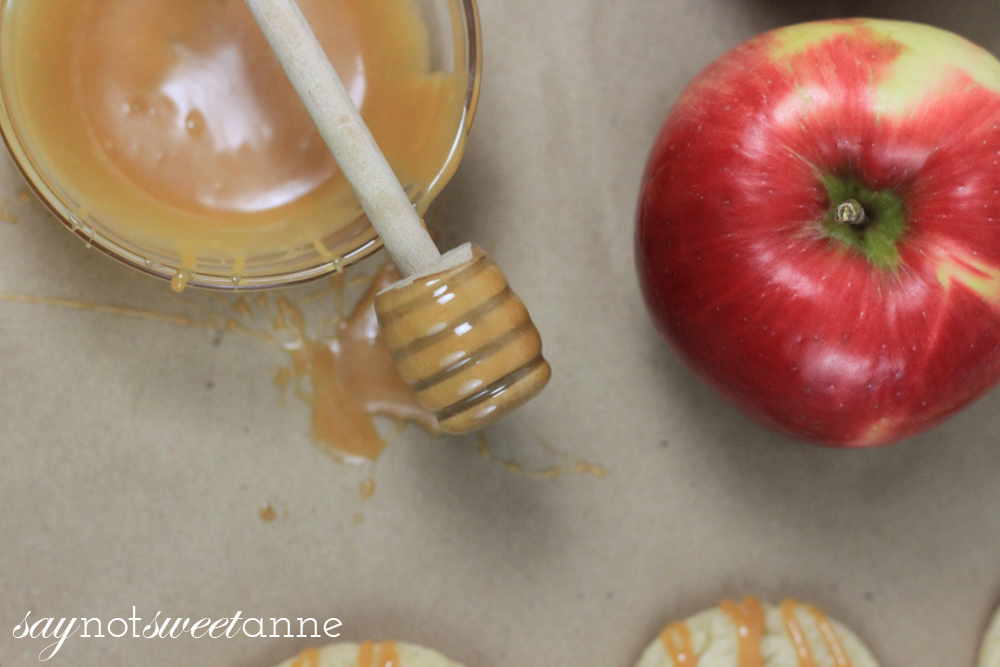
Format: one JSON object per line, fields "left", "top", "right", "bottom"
{"left": 0, "top": 0, "right": 480, "bottom": 290}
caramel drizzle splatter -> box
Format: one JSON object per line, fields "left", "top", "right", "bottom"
{"left": 476, "top": 434, "right": 607, "bottom": 480}
{"left": 259, "top": 503, "right": 277, "bottom": 522}
{"left": 0, "top": 265, "right": 436, "bottom": 468}
{"left": 0, "top": 293, "right": 206, "bottom": 328}
{"left": 5, "top": 262, "right": 600, "bottom": 484}
{"left": 720, "top": 597, "right": 765, "bottom": 667}
{"left": 0, "top": 189, "right": 42, "bottom": 223}
{"left": 0, "top": 198, "right": 19, "bottom": 223}
{"left": 358, "top": 640, "right": 401, "bottom": 667}
{"left": 660, "top": 621, "right": 696, "bottom": 666}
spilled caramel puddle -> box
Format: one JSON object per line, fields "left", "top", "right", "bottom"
{"left": 0, "top": 260, "right": 438, "bottom": 468}
{"left": 0, "top": 257, "right": 607, "bottom": 492}
{"left": 268, "top": 263, "right": 440, "bottom": 464}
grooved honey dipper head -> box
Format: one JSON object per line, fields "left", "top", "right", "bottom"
{"left": 375, "top": 243, "right": 551, "bottom": 434}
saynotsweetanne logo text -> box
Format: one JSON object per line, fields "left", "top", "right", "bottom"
{"left": 12, "top": 608, "right": 343, "bottom": 661}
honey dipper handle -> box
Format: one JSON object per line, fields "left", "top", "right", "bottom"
{"left": 243, "top": 0, "right": 441, "bottom": 277}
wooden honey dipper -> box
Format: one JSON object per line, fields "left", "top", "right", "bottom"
{"left": 244, "top": 0, "right": 551, "bottom": 434}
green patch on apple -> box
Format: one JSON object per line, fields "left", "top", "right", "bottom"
{"left": 819, "top": 174, "right": 907, "bottom": 272}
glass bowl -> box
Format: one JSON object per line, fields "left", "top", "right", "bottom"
{"left": 0, "top": 0, "right": 481, "bottom": 290}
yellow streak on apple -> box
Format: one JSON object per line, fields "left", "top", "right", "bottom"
{"left": 856, "top": 416, "right": 902, "bottom": 447}
{"left": 768, "top": 21, "right": 856, "bottom": 62}
{"left": 935, "top": 249, "right": 1000, "bottom": 305}
{"left": 871, "top": 21, "right": 1000, "bottom": 118}
{"left": 768, "top": 19, "right": 1000, "bottom": 120}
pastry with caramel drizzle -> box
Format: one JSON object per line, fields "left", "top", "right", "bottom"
{"left": 274, "top": 640, "right": 465, "bottom": 667}
{"left": 635, "top": 597, "right": 878, "bottom": 667}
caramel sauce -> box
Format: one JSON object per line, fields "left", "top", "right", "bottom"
{"left": 2, "top": 262, "right": 438, "bottom": 470}
{"left": 2, "top": 260, "right": 588, "bottom": 498}
{"left": 358, "top": 640, "right": 401, "bottom": 667}
{"left": 720, "top": 597, "right": 765, "bottom": 667}
{"left": 2, "top": 279, "right": 583, "bottom": 495}
{"left": 233, "top": 297, "right": 254, "bottom": 319}
{"left": 259, "top": 503, "right": 277, "bottom": 522}
{"left": 6, "top": 0, "right": 467, "bottom": 263}
{"left": 380, "top": 641, "right": 402, "bottom": 667}
{"left": 476, "top": 434, "right": 607, "bottom": 480}
{"left": 713, "top": 598, "right": 851, "bottom": 667}
{"left": 0, "top": 198, "right": 18, "bottom": 224}
{"left": 0, "top": 190, "right": 32, "bottom": 224}
{"left": 657, "top": 598, "right": 856, "bottom": 667}
{"left": 379, "top": 641, "right": 401, "bottom": 667}
{"left": 780, "top": 600, "right": 816, "bottom": 667}
{"left": 358, "top": 640, "right": 375, "bottom": 667}
{"left": 0, "top": 293, "right": 204, "bottom": 328}
{"left": 273, "top": 263, "right": 440, "bottom": 464}
{"left": 804, "top": 604, "right": 852, "bottom": 667}
{"left": 290, "top": 646, "right": 321, "bottom": 667}
{"left": 660, "top": 621, "right": 696, "bottom": 666}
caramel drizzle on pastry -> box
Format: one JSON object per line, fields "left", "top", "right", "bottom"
{"left": 290, "top": 647, "right": 321, "bottom": 667}
{"left": 780, "top": 599, "right": 853, "bottom": 667}
{"left": 661, "top": 597, "right": 854, "bottom": 667}
{"left": 359, "top": 640, "right": 402, "bottom": 667}
{"left": 720, "top": 596, "right": 766, "bottom": 667}
{"left": 804, "top": 605, "right": 852, "bottom": 667}
{"left": 659, "top": 621, "right": 696, "bottom": 665}
{"left": 781, "top": 599, "right": 817, "bottom": 667}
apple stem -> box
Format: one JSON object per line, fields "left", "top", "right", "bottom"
{"left": 835, "top": 199, "right": 867, "bottom": 227}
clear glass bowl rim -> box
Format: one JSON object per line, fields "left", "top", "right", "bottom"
{"left": 0, "top": 0, "right": 483, "bottom": 291}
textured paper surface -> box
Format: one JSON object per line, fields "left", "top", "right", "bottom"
{"left": 2, "top": 1, "right": 1000, "bottom": 666}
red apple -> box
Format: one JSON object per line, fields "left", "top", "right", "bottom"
{"left": 636, "top": 19, "right": 1000, "bottom": 446}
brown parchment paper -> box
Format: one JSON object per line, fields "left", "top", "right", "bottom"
{"left": 2, "top": 1, "right": 1000, "bottom": 666}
